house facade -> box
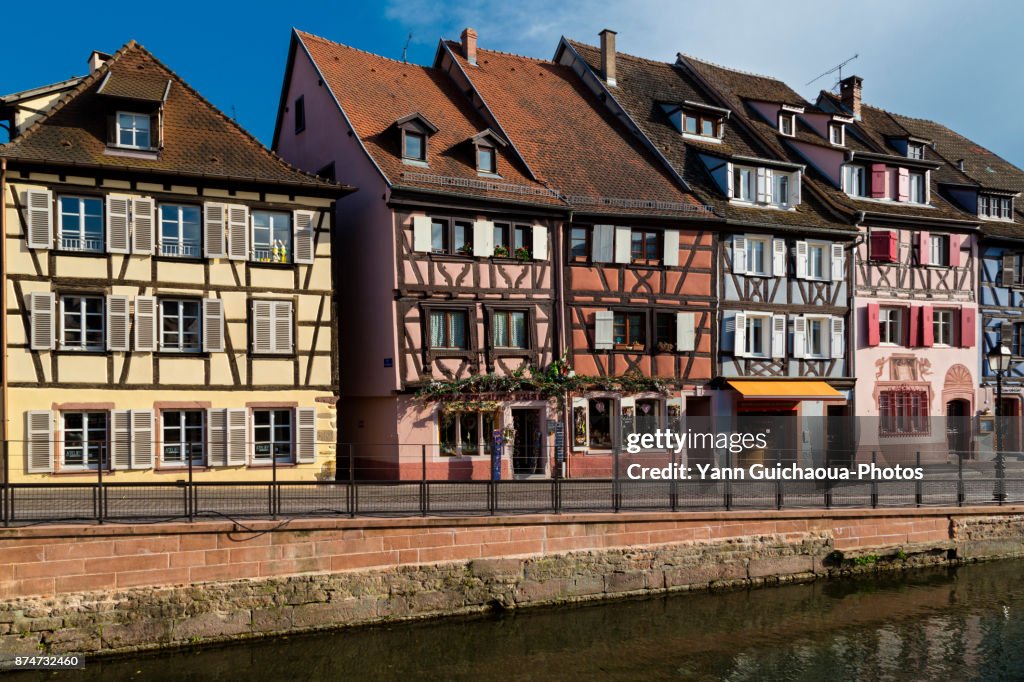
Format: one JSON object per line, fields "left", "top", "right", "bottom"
{"left": 0, "top": 42, "right": 345, "bottom": 482}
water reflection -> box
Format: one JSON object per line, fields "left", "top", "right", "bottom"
{"left": 13, "top": 560, "right": 1024, "bottom": 681}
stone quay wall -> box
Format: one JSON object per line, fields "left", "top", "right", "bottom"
{"left": 3, "top": 507, "right": 1024, "bottom": 658}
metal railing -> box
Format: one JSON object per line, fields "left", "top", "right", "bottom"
{"left": 59, "top": 236, "right": 103, "bottom": 252}
{"left": 159, "top": 242, "right": 201, "bottom": 257}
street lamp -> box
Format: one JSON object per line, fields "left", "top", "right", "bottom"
{"left": 988, "top": 344, "right": 1012, "bottom": 501}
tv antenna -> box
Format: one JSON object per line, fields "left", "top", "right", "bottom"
{"left": 402, "top": 33, "right": 412, "bottom": 63}
{"left": 806, "top": 54, "right": 859, "bottom": 89}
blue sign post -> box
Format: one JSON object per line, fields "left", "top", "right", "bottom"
{"left": 491, "top": 429, "right": 503, "bottom": 481}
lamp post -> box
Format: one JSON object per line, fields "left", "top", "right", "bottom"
{"left": 988, "top": 345, "right": 1012, "bottom": 501}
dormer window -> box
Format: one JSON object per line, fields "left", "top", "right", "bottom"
{"left": 477, "top": 147, "right": 496, "bottom": 174}
{"left": 908, "top": 172, "right": 927, "bottom": 204}
{"left": 116, "top": 112, "right": 151, "bottom": 149}
{"left": 778, "top": 113, "right": 795, "bottom": 136}
{"left": 403, "top": 130, "right": 426, "bottom": 162}
{"left": 907, "top": 142, "right": 926, "bottom": 160}
{"left": 829, "top": 123, "right": 845, "bottom": 146}
{"left": 843, "top": 165, "right": 867, "bottom": 197}
{"left": 467, "top": 129, "right": 506, "bottom": 177}
{"left": 980, "top": 195, "right": 1014, "bottom": 220}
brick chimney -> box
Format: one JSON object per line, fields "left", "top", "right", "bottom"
{"left": 599, "top": 29, "right": 617, "bottom": 86}
{"left": 461, "top": 28, "right": 477, "bottom": 66}
{"left": 839, "top": 75, "right": 863, "bottom": 120}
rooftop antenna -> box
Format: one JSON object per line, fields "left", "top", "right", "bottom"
{"left": 231, "top": 105, "right": 237, "bottom": 121}
{"left": 806, "top": 54, "right": 859, "bottom": 89}
{"left": 402, "top": 33, "right": 412, "bottom": 63}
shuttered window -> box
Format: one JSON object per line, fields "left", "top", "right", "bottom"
{"left": 134, "top": 296, "right": 158, "bottom": 352}
{"left": 61, "top": 411, "right": 108, "bottom": 470}
{"left": 296, "top": 408, "right": 317, "bottom": 463}
{"left": 203, "top": 203, "right": 226, "bottom": 258}
{"left": 60, "top": 295, "right": 104, "bottom": 351}
{"left": 162, "top": 410, "right": 205, "bottom": 466}
{"left": 106, "top": 295, "right": 130, "bottom": 351}
{"left": 58, "top": 196, "right": 103, "bottom": 252}
{"left": 131, "top": 197, "right": 155, "bottom": 254}
{"left": 28, "top": 292, "right": 56, "bottom": 351}
{"left": 202, "top": 298, "right": 225, "bottom": 353}
{"left": 293, "top": 210, "right": 315, "bottom": 264}
{"left": 159, "top": 299, "right": 202, "bottom": 352}
{"left": 252, "top": 300, "right": 294, "bottom": 354}
{"left": 25, "top": 189, "right": 53, "bottom": 249}
{"left": 252, "top": 210, "right": 292, "bottom": 263}
{"left": 26, "top": 411, "right": 54, "bottom": 473}
{"left": 160, "top": 204, "right": 202, "bottom": 258}
{"left": 253, "top": 409, "right": 293, "bottom": 463}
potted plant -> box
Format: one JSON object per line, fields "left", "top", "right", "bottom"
{"left": 514, "top": 246, "right": 531, "bottom": 261}
{"left": 457, "top": 244, "right": 474, "bottom": 256}
{"left": 657, "top": 341, "right": 675, "bottom": 353}
{"left": 493, "top": 244, "right": 509, "bottom": 257}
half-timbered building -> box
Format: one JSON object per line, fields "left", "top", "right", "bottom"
{"left": 0, "top": 42, "right": 346, "bottom": 482}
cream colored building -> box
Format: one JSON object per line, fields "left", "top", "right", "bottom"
{"left": 0, "top": 42, "right": 348, "bottom": 483}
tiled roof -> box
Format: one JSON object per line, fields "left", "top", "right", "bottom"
{"left": 0, "top": 41, "right": 339, "bottom": 191}
{"left": 296, "top": 31, "right": 563, "bottom": 208}
{"left": 444, "top": 42, "right": 707, "bottom": 219}
{"left": 96, "top": 71, "right": 169, "bottom": 102}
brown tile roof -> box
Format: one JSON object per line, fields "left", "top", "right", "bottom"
{"left": 296, "top": 31, "right": 563, "bottom": 208}
{"left": 0, "top": 41, "right": 341, "bottom": 192}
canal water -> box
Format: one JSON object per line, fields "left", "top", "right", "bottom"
{"left": 12, "top": 560, "right": 1024, "bottom": 681}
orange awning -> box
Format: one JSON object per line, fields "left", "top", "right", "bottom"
{"left": 726, "top": 380, "right": 845, "bottom": 401}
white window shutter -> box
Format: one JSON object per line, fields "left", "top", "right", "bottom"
{"left": 28, "top": 291, "right": 55, "bottom": 351}
{"left": 532, "top": 225, "right": 548, "bottom": 261}
{"left": 795, "top": 241, "right": 808, "bottom": 279}
{"left": 756, "top": 167, "right": 768, "bottom": 203}
{"left": 830, "top": 316, "right": 845, "bottom": 359}
{"left": 293, "top": 210, "right": 315, "bottom": 264}
{"left": 792, "top": 316, "right": 807, "bottom": 359}
{"left": 204, "top": 202, "right": 226, "bottom": 258}
{"left": 725, "top": 163, "right": 734, "bottom": 198}
{"left": 134, "top": 296, "right": 157, "bottom": 352}
{"left": 831, "top": 243, "right": 845, "bottom": 282}
{"left": 676, "top": 312, "right": 696, "bottom": 351}
{"left": 111, "top": 410, "right": 132, "bottom": 470}
{"left": 25, "top": 410, "right": 54, "bottom": 473}
{"left": 764, "top": 169, "right": 774, "bottom": 204}
{"left": 296, "top": 407, "right": 317, "bottom": 463}
{"left": 226, "top": 408, "right": 248, "bottom": 465}
{"left": 206, "top": 408, "right": 228, "bottom": 467}
{"left": 733, "top": 312, "right": 747, "bottom": 357}
{"left": 273, "top": 300, "right": 294, "bottom": 354}
{"left": 592, "top": 225, "right": 614, "bottom": 263}
{"left": 771, "top": 314, "right": 786, "bottom": 358}
{"left": 412, "top": 215, "right": 432, "bottom": 252}
{"left": 594, "top": 311, "right": 614, "bottom": 350}
{"left": 131, "top": 197, "right": 155, "bottom": 254}
{"left": 614, "top": 226, "right": 631, "bottom": 264}
{"left": 25, "top": 189, "right": 53, "bottom": 249}
{"left": 793, "top": 171, "right": 802, "bottom": 206}
{"left": 732, "top": 235, "right": 747, "bottom": 274}
{"left": 252, "top": 300, "right": 273, "bottom": 353}
{"left": 106, "top": 195, "right": 131, "bottom": 254}
{"left": 773, "top": 238, "right": 787, "bottom": 277}
{"left": 663, "top": 229, "right": 680, "bottom": 267}
{"left": 202, "top": 298, "right": 225, "bottom": 352}
{"left": 131, "top": 410, "right": 154, "bottom": 469}
{"left": 472, "top": 220, "right": 494, "bottom": 257}
{"left": 227, "top": 204, "right": 249, "bottom": 260}
{"left": 106, "top": 295, "right": 130, "bottom": 351}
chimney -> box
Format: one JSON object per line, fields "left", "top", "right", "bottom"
{"left": 599, "top": 29, "right": 617, "bottom": 86}
{"left": 839, "top": 75, "right": 863, "bottom": 120}
{"left": 87, "top": 50, "right": 112, "bottom": 74}
{"left": 461, "top": 28, "right": 477, "bottom": 66}
{"left": 957, "top": 159, "right": 965, "bottom": 171}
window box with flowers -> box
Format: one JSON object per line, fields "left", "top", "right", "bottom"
{"left": 514, "top": 246, "right": 531, "bottom": 262}
{"left": 493, "top": 245, "right": 510, "bottom": 258}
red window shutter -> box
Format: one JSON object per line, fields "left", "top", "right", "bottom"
{"left": 948, "top": 234, "right": 961, "bottom": 267}
{"left": 959, "top": 307, "right": 976, "bottom": 348}
{"left": 866, "top": 302, "right": 880, "bottom": 346}
{"left": 871, "top": 164, "right": 887, "bottom": 198}
{"left": 908, "top": 305, "right": 920, "bottom": 347}
{"left": 921, "top": 305, "right": 934, "bottom": 347}
{"left": 887, "top": 231, "right": 898, "bottom": 262}
{"left": 917, "top": 231, "right": 930, "bottom": 266}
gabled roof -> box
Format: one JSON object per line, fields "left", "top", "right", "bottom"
{"left": 292, "top": 30, "right": 562, "bottom": 208}
{"left": 0, "top": 41, "right": 341, "bottom": 192}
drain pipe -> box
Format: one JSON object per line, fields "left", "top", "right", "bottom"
{"left": 1, "top": 157, "right": 10, "bottom": 514}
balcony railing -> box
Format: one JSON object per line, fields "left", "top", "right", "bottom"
{"left": 160, "top": 242, "right": 201, "bottom": 258}
{"left": 253, "top": 247, "right": 291, "bottom": 264}
{"left": 60, "top": 236, "right": 103, "bottom": 253}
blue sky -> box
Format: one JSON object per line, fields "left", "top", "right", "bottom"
{"left": 2, "top": 1, "right": 1021, "bottom": 168}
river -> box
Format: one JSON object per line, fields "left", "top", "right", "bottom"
{"left": 10, "top": 560, "right": 1024, "bottom": 681}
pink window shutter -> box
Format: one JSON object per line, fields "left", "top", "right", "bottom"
{"left": 921, "top": 305, "right": 934, "bottom": 347}
{"left": 959, "top": 307, "right": 976, "bottom": 347}
{"left": 866, "top": 303, "right": 880, "bottom": 346}
{"left": 897, "top": 168, "right": 910, "bottom": 201}
{"left": 948, "top": 234, "right": 961, "bottom": 267}
{"left": 871, "top": 164, "right": 887, "bottom": 198}
{"left": 917, "top": 231, "right": 930, "bottom": 266}
{"left": 908, "top": 306, "right": 919, "bottom": 347}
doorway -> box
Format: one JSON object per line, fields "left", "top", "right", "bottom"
{"left": 511, "top": 409, "right": 544, "bottom": 477}
{"left": 946, "top": 399, "right": 970, "bottom": 457}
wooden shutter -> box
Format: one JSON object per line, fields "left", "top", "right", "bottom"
{"left": 532, "top": 225, "right": 548, "bottom": 261}
{"left": 795, "top": 241, "right": 808, "bottom": 279}
{"left": 613, "top": 226, "right": 631, "bottom": 263}
{"left": 792, "top": 316, "right": 806, "bottom": 359}
{"left": 106, "top": 295, "right": 130, "bottom": 351}
{"left": 771, "top": 314, "right": 786, "bottom": 358}
{"left": 594, "top": 311, "right": 614, "bottom": 350}
{"left": 755, "top": 167, "right": 768, "bottom": 203}
{"left": 131, "top": 197, "right": 155, "bottom": 254}
{"left": 908, "top": 305, "right": 920, "bottom": 347}
{"left": 111, "top": 410, "right": 132, "bottom": 470}
{"left": 204, "top": 202, "right": 226, "bottom": 258}
{"left": 106, "top": 195, "right": 131, "bottom": 253}
{"left": 959, "top": 307, "right": 976, "bottom": 348}
{"left": 412, "top": 215, "right": 432, "bottom": 252}
{"left": 866, "top": 302, "right": 880, "bottom": 347}
{"left": 772, "top": 238, "right": 787, "bottom": 277}
{"left": 733, "top": 312, "right": 747, "bottom": 357}
{"left": 202, "top": 298, "right": 225, "bottom": 352}
{"left": 227, "top": 204, "right": 249, "bottom": 260}
{"left": 870, "top": 163, "right": 887, "bottom": 198}
{"left": 28, "top": 291, "right": 55, "bottom": 351}
{"left": 830, "top": 316, "right": 845, "bottom": 359}
{"left": 948, "top": 234, "right": 961, "bottom": 267}
{"left": 206, "top": 409, "right": 228, "bottom": 467}
{"left": 273, "top": 301, "right": 293, "bottom": 353}
{"left": 764, "top": 168, "right": 774, "bottom": 204}
{"left": 732, "top": 235, "right": 747, "bottom": 274}
{"left": 917, "top": 231, "right": 930, "bottom": 266}
{"left": 592, "top": 225, "right": 614, "bottom": 263}
{"left": 134, "top": 296, "right": 157, "bottom": 351}
{"left": 792, "top": 171, "right": 801, "bottom": 206}
{"left": 921, "top": 305, "right": 934, "bottom": 347}
{"left": 676, "top": 312, "right": 696, "bottom": 351}
{"left": 252, "top": 300, "right": 273, "bottom": 353}
{"left": 663, "top": 230, "right": 680, "bottom": 267}
{"left": 1003, "top": 253, "right": 1017, "bottom": 286}
{"left": 896, "top": 168, "right": 910, "bottom": 201}
{"left": 25, "top": 189, "right": 53, "bottom": 249}
{"left": 226, "top": 408, "right": 248, "bottom": 465}
{"left": 293, "top": 210, "right": 315, "bottom": 264}
{"left": 131, "top": 410, "right": 154, "bottom": 469}
{"left": 25, "top": 410, "right": 54, "bottom": 474}
{"left": 725, "top": 163, "right": 734, "bottom": 197}
{"left": 830, "top": 243, "right": 845, "bottom": 282}
{"left": 296, "top": 407, "right": 317, "bottom": 463}
{"left": 1000, "top": 320, "right": 1013, "bottom": 349}
{"left": 472, "top": 220, "right": 494, "bottom": 257}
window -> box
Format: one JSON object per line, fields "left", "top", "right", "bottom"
{"left": 907, "top": 143, "right": 925, "bottom": 160}
{"left": 682, "top": 111, "right": 721, "bottom": 139}
{"left": 1014, "top": 323, "right": 1024, "bottom": 357}
{"left": 588, "top": 398, "right": 613, "bottom": 449}
{"left": 909, "top": 172, "right": 926, "bottom": 204}
{"left": 745, "top": 315, "right": 769, "bottom": 357}
{"left": 806, "top": 317, "right": 826, "bottom": 358}
{"left": 62, "top": 412, "right": 108, "bottom": 470}
{"left": 733, "top": 167, "right": 754, "bottom": 201}
{"left": 159, "top": 204, "right": 201, "bottom": 258}
{"left": 252, "top": 300, "right": 294, "bottom": 354}
{"left": 635, "top": 399, "right": 662, "bottom": 437}
{"left": 980, "top": 195, "right": 1013, "bottom": 220}
{"left": 700, "top": 118, "right": 715, "bottom": 137}
{"left": 440, "top": 411, "right": 496, "bottom": 457}
{"left": 933, "top": 309, "right": 955, "bottom": 346}
{"left": 493, "top": 310, "right": 528, "bottom": 349}
{"left": 775, "top": 174, "right": 790, "bottom": 207}
{"left": 613, "top": 312, "right": 646, "bottom": 348}
{"left": 879, "top": 390, "right": 929, "bottom": 436}
{"left": 253, "top": 409, "right": 293, "bottom": 463}
{"left": 116, "top": 112, "right": 151, "bottom": 149}
{"left": 807, "top": 243, "right": 826, "bottom": 280}
{"left": 430, "top": 218, "right": 473, "bottom": 256}
{"left": 294, "top": 96, "right": 305, "bottom": 134}
{"left": 160, "top": 299, "right": 202, "bottom": 352}
{"left": 829, "top": 124, "right": 844, "bottom": 146}
{"left": 58, "top": 196, "right": 103, "bottom": 252}
{"left": 655, "top": 313, "right": 674, "bottom": 350}
{"left": 429, "top": 310, "right": 469, "bottom": 349}
{"left": 746, "top": 237, "right": 769, "bottom": 276}
{"left": 403, "top": 130, "right": 426, "bottom": 162}
{"left": 512, "top": 224, "right": 530, "bottom": 256}
{"left": 844, "top": 165, "right": 867, "bottom": 197}
{"left": 778, "top": 114, "right": 794, "bottom": 136}
{"left": 879, "top": 308, "right": 902, "bottom": 345}
{"left": 930, "top": 234, "right": 949, "bottom": 266}
{"left": 630, "top": 229, "right": 659, "bottom": 263}
{"left": 869, "top": 230, "right": 898, "bottom": 262}
{"left": 477, "top": 146, "right": 497, "bottom": 174}
{"left": 570, "top": 226, "right": 590, "bottom": 261}
{"left": 252, "top": 211, "right": 292, "bottom": 263}
{"left": 162, "top": 410, "right": 204, "bottom": 466}
{"left": 61, "top": 295, "right": 104, "bottom": 351}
